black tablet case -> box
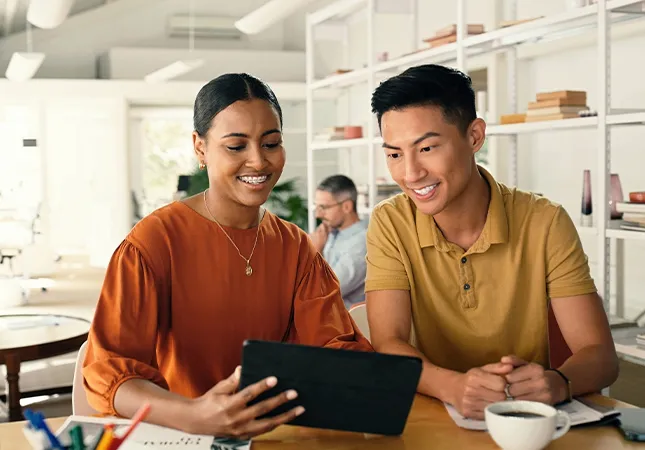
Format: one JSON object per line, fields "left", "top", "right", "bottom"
{"left": 239, "top": 340, "right": 422, "bottom": 436}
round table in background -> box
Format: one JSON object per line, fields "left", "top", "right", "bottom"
{"left": 0, "top": 314, "right": 90, "bottom": 422}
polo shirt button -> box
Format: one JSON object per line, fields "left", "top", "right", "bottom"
{"left": 461, "top": 257, "right": 467, "bottom": 263}
{"left": 464, "top": 283, "right": 470, "bottom": 290}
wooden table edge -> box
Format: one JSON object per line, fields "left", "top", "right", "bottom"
{"left": 0, "top": 314, "right": 91, "bottom": 422}
{"left": 0, "top": 314, "right": 91, "bottom": 363}
{"left": 3, "top": 393, "right": 633, "bottom": 448}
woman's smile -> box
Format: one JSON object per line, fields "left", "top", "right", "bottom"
{"left": 238, "top": 173, "right": 272, "bottom": 190}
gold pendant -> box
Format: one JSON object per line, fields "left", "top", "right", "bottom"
{"left": 245, "top": 263, "right": 253, "bottom": 276}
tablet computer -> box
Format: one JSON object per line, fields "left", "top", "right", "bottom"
{"left": 239, "top": 340, "right": 422, "bottom": 436}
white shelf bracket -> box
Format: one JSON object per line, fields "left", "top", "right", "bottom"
{"left": 597, "top": 0, "right": 611, "bottom": 313}
{"left": 305, "top": 14, "right": 316, "bottom": 233}
{"left": 505, "top": 0, "right": 518, "bottom": 186}
{"left": 456, "top": 0, "right": 466, "bottom": 71}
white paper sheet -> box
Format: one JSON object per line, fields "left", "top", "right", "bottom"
{"left": 444, "top": 403, "right": 488, "bottom": 431}
{"left": 444, "top": 399, "right": 619, "bottom": 431}
{"left": 55, "top": 415, "right": 251, "bottom": 450}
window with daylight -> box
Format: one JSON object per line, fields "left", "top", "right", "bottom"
{"left": 132, "top": 112, "right": 196, "bottom": 217}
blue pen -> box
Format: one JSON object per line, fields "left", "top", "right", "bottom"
{"left": 24, "top": 409, "right": 65, "bottom": 450}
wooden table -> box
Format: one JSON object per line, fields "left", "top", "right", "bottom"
{"left": 2, "top": 394, "right": 643, "bottom": 449}
{"left": 0, "top": 314, "right": 90, "bottom": 422}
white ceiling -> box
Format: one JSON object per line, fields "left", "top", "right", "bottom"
{"left": 0, "top": 0, "right": 334, "bottom": 79}
{"left": 1, "top": 0, "right": 108, "bottom": 36}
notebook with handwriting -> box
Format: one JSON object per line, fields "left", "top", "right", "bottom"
{"left": 54, "top": 416, "right": 251, "bottom": 450}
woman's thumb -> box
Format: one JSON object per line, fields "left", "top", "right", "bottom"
{"left": 212, "top": 366, "right": 241, "bottom": 394}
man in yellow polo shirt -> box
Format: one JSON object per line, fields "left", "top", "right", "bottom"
{"left": 366, "top": 64, "right": 618, "bottom": 420}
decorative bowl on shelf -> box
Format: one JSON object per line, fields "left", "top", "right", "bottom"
{"left": 343, "top": 126, "right": 363, "bottom": 139}
{"left": 629, "top": 192, "right": 645, "bottom": 203}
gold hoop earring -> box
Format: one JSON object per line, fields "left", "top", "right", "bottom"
{"left": 199, "top": 162, "right": 206, "bottom": 170}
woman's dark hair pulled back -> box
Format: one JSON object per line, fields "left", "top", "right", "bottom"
{"left": 193, "top": 73, "right": 283, "bottom": 137}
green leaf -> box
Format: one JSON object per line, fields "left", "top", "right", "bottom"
{"left": 186, "top": 167, "right": 209, "bottom": 196}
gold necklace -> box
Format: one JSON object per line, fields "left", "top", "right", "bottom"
{"left": 203, "top": 189, "right": 263, "bottom": 276}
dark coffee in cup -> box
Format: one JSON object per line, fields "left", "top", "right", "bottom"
{"left": 498, "top": 412, "right": 546, "bottom": 419}
{"left": 486, "top": 400, "right": 572, "bottom": 450}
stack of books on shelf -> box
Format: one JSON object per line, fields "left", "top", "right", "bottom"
{"left": 313, "top": 127, "right": 345, "bottom": 142}
{"left": 637, "top": 334, "right": 645, "bottom": 349}
{"left": 525, "top": 90, "right": 589, "bottom": 122}
{"left": 616, "top": 201, "right": 645, "bottom": 232}
{"left": 422, "top": 24, "right": 484, "bottom": 48}
{"left": 314, "top": 126, "right": 365, "bottom": 142}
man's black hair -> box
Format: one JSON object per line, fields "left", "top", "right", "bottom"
{"left": 371, "top": 64, "right": 476, "bottom": 135}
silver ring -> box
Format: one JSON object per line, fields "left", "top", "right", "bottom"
{"left": 505, "top": 384, "right": 514, "bottom": 400}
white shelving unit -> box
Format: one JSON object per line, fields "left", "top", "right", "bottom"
{"left": 305, "top": 0, "right": 645, "bottom": 225}
{"left": 306, "top": 0, "right": 380, "bottom": 232}
{"left": 487, "top": 0, "right": 645, "bottom": 339}
{"left": 614, "top": 341, "right": 645, "bottom": 363}
{"left": 487, "top": 111, "right": 645, "bottom": 135}
{"left": 310, "top": 138, "right": 371, "bottom": 151}
{"left": 305, "top": 1, "right": 645, "bottom": 354}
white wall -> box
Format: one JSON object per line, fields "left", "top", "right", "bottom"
{"left": 0, "top": 97, "right": 131, "bottom": 266}
{"left": 43, "top": 99, "right": 130, "bottom": 266}
{"left": 281, "top": 100, "right": 339, "bottom": 193}
{"left": 0, "top": 78, "right": 320, "bottom": 104}
{"left": 100, "top": 47, "right": 309, "bottom": 81}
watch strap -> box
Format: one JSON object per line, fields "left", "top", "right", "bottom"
{"left": 548, "top": 368, "right": 572, "bottom": 403}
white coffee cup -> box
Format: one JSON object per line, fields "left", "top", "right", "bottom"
{"left": 485, "top": 400, "right": 571, "bottom": 450}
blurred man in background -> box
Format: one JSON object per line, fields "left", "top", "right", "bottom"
{"left": 311, "top": 175, "right": 368, "bottom": 309}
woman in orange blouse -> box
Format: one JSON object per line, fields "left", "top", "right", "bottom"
{"left": 82, "top": 73, "right": 372, "bottom": 439}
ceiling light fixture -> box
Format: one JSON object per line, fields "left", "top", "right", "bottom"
{"left": 4, "top": 22, "right": 44, "bottom": 81}
{"left": 5, "top": 52, "right": 45, "bottom": 81}
{"left": 144, "top": 59, "right": 204, "bottom": 83}
{"left": 144, "top": 0, "right": 203, "bottom": 83}
{"left": 27, "top": 0, "right": 75, "bottom": 29}
{"left": 235, "top": 0, "right": 317, "bottom": 35}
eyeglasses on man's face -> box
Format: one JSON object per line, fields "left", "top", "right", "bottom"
{"left": 312, "top": 199, "right": 348, "bottom": 212}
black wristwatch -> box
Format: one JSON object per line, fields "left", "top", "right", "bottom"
{"left": 548, "top": 368, "right": 572, "bottom": 403}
